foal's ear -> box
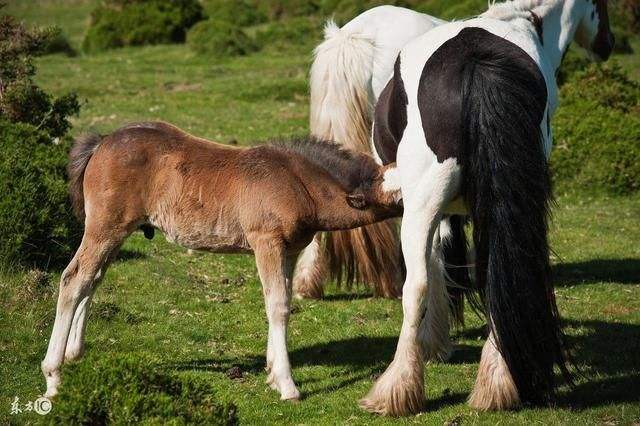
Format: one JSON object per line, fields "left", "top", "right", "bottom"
{"left": 346, "top": 191, "right": 367, "bottom": 209}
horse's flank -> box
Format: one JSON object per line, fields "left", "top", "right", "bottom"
{"left": 73, "top": 121, "right": 401, "bottom": 255}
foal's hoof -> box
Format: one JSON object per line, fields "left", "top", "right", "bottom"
{"left": 281, "top": 388, "right": 301, "bottom": 402}
{"left": 43, "top": 388, "right": 58, "bottom": 399}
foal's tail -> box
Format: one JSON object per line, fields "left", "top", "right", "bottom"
{"left": 310, "top": 20, "right": 403, "bottom": 298}
{"left": 68, "top": 133, "right": 103, "bottom": 220}
{"left": 461, "top": 44, "right": 571, "bottom": 403}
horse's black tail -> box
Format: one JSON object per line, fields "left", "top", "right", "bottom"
{"left": 459, "top": 29, "right": 571, "bottom": 404}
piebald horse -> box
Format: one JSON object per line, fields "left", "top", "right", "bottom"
{"left": 296, "top": 6, "right": 446, "bottom": 301}
{"left": 305, "top": 5, "right": 475, "bottom": 337}
{"left": 41, "top": 122, "right": 402, "bottom": 401}
{"left": 361, "top": 0, "right": 614, "bottom": 416}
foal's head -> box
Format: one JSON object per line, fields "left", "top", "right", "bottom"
{"left": 271, "top": 138, "right": 402, "bottom": 216}
{"left": 345, "top": 163, "right": 403, "bottom": 215}
{"left": 575, "top": 0, "right": 615, "bottom": 60}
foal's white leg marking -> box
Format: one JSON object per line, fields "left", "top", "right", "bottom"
{"left": 255, "top": 245, "right": 300, "bottom": 401}
{"left": 41, "top": 237, "right": 114, "bottom": 398}
{"left": 64, "top": 294, "right": 93, "bottom": 362}
{"left": 292, "top": 234, "right": 327, "bottom": 300}
{"left": 418, "top": 230, "right": 453, "bottom": 362}
{"left": 65, "top": 244, "right": 118, "bottom": 363}
{"left": 468, "top": 330, "right": 519, "bottom": 410}
{"left": 360, "top": 159, "right": 460, "bottom": 416}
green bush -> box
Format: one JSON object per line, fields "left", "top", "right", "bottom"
{"left": 0, "top": 120, "right": 81, "bottom": 269}
{"left": 50, "top": 355, "right": 238, "bottom": 424}
{"left": 187, "top": 19, "right": 258, "bottom": 57}
{"left": 82, "top": 0, "right": 204, "bottom": 53}
{"left": 552, "top": 63, "right": 640, "bottom": 194}
{"left": 204, "top": 0, "right": 266, "bottom": 26}
{"left": 41, "top": 27, "right": 76, "bottom": 56}
{"left": 256, "top": 16, "right": 323, "bottom": 50}
{"left": 0, "top": 12, "right": 81, "bottom": 270}
{"left": 0, "top": 14, "right": 80, "bottom": 138}
{"left": 260, "top": 0, "right": 320, "bottom": 20}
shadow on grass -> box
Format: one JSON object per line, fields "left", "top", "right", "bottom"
{"left": 115, "top": 249, "right": 147, "bottom": 262}
{"left": 320, "top": 293, "right": 373, "bottom": 302}
{"left": 558, "top": 318, "right": 640, "bottom": 408}
{"left": 554, "top": 258, "right": 640, "bottom": 286}
{"left": 169, "top": 317, "right": 639, "bottom": 410}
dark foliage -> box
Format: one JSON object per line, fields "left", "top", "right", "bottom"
{"left": 0, "top": 120, "right": 81, "bottom": 269}
{"left": 41, "top": 26, "right": 76, "bottom": 56}
{"left": 187, "top": 19, "right": 258, "bottom": 57}
{"left": 0, "top": 13, "right": 80, "bottom": 138}
{"left": 0, "top": 11, "right": 82, "bottom": 269}
{"left": 82, "top": 0, "right": 204, "bottom": 53}
{"left": 204, "top": 0, "right": 266, "bottom": 27}
{"left": 256, "top": 16, "right": 323, "bottom": 50}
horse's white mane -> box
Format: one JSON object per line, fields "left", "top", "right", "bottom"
{"left": 481, "top": 0, "right": 555, "bottom": 21}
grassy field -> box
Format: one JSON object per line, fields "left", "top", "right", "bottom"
{"left": 1, "top": 1, "right": 639, "bottom": 424}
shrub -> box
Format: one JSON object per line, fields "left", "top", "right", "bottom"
{"left": 0, "top": 12, "right": 81, "bottom": 270}
{"left": 49, "top": 355, "right": 238, "bottom": 424}
{"left": 0, "top": 120, "right": 81, "bottom": 269}
{"left": 0, "top": 13, "right": 80, "bottom": 138}
{"left": 187, "top": 19, "right": 258, "bottom": 57}
{"left": 551, "top": 64, "right": 640, "bottom": 194}
{"left": 260, "top": 0, "right": 320, "bottom": 20}
{"left": 204, "top": 0, "right": 266, "bottom": 26}
{"left": 82, "top": 0, "right": 204, "bottom": 53}
{"left": 41, "top": 27, "right": 76, "bottom": 56}
{"left": 256, "top": 16, "right": 323, "bottom": 50}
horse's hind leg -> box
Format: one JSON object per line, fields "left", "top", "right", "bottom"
{"left": 64, "top": 243, "right": 122, "bottom": 362}
{"left": 360, "top": 159, "right": 460, "bottom": 416}
{"left": 468, "top": 329, "right": 518, "bottom": 410}
{"left": 292, "top": 233, "right": 327, "bottom": 299}
{"left": 253, "top": 237, "right": 300, "bottom": 401}
{"left": 41, "top": 224, "right": 126, "bottom": 397}
{"left": 418, "top": 228, "right": 453, "bottom": 362}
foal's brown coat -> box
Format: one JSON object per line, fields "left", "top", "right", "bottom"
{"left": 42, "top": 121, "right": 401, "bottom": 400}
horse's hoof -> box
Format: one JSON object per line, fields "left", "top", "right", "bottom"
{"left": 359, "top": 356, "right": 425, "bottom": 416}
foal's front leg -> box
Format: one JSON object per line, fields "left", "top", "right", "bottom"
{"left": 253, "top": 239, "right": 300, "bottom": 401}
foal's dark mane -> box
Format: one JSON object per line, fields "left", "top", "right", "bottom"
{"left": 269, "top": 137, "right": 379, "bottom": 192}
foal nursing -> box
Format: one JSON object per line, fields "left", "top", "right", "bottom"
{"left": 41, "top": 121, "right": 402, "bottom": 400}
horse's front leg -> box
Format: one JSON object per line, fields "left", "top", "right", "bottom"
{"left": 253, "top": 237, "right": 300, "bottom": 401}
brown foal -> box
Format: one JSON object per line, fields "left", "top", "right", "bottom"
{"left": 42, "top": 121, "right": 402, "bottom": 401}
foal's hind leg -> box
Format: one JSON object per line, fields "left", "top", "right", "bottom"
{"left": 41, "top": 226, "right": 126, "bottom": 397}
{"left": 64, "top": 243, "right": 121, "bottom": 362}
{"left": 253, "top": 238, "right": 300, "bottom": 401}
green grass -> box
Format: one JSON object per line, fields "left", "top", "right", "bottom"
{"left": 1, "top": 2, "right": 640, "bottom": 424}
